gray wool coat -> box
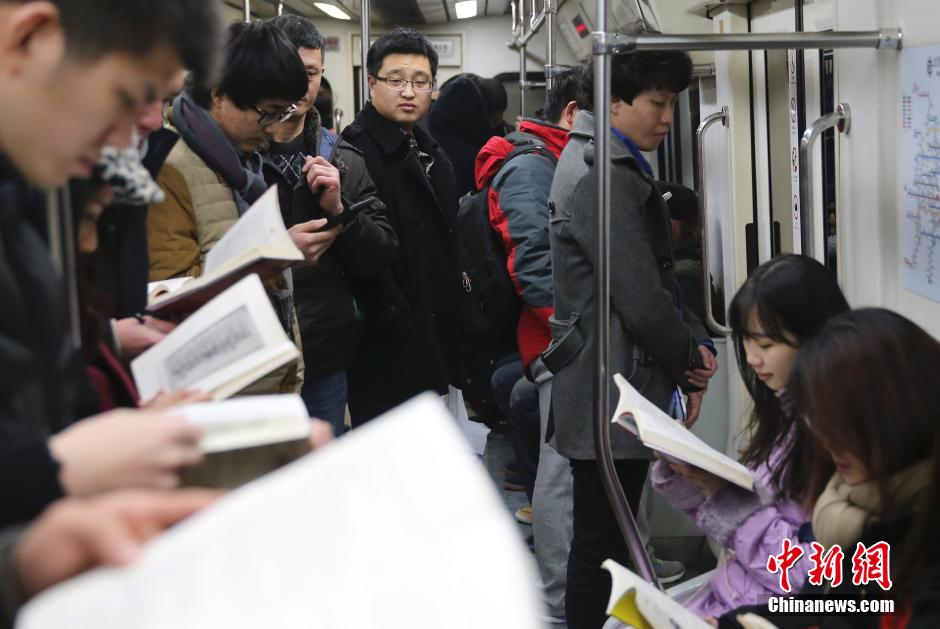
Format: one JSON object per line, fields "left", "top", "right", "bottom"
{"left": 545, "top": 110, "right": 710, "bottom": 460}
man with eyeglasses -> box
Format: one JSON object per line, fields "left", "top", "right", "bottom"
{"left": 342, "top": 27, "right": 464, "bottom": 424}
{"left": 147, "top": 20, "right": 323, "bottom": 395}
{"left": 262, "top": 14, "right": 397, "bottom": 436}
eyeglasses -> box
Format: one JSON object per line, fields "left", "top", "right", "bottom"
{"left": 374, "top": 76, "right": 435, "bottom": 93}
{"left": 254, "top": 103, "right": 298, "bottom": 127}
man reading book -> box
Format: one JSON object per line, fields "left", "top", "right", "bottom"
{"left": 147, "top": 21, "right": 331, "bottom": 395}
{"left": 545, "top": 24, "right": 718, "bottom": 629}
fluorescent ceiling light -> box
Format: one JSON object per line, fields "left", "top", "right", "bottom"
{"left": 313, "top": 2, "right": 351, "bottom": 19}
{"left": 455, "top": 0, "right": 477, "bottom": 19}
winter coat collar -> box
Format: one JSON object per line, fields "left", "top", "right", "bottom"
{"left": 474, "top": 119, "right": 569, "bottom": 190}
{"left": 570, "top": 110, "right": 643, "bottom": 170}
{"left": 355, "top": 101, "right": 438, "bottom": 157}
{"left": 170, "top": 92, "right": 267, "bottom": 214}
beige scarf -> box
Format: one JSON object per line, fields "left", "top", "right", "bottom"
{"left": 812, "top": 460, "right": 931, "bottom": 549}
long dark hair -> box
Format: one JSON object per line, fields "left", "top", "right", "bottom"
{"left": 729, "top": 255, "right": 849, "bottom": 500}
{"left": 788, "top": 309, "right": 940, "bottom": 601}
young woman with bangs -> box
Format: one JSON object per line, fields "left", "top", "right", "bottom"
{"left": 651, "top": 254, "right": 849, "bottom": 616}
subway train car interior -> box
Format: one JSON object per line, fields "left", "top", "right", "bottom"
{"left": 0, "top": 0, "right": 938, "bottom": 627}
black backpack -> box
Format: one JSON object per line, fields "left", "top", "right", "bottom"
{"left": 455, "top": 137, "right": 557, "bottom": 423}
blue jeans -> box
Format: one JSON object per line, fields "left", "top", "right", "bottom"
{"left": 301, "top": 371, "right": 348, "bottom": 437}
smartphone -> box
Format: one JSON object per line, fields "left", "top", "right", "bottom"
{"left": 316, "top": 195, "right": 377, "bottom": 231}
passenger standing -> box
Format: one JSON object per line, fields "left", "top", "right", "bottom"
{"left": 546, "top": 28, "right": 717, "bottom": 629}
{"left": 475, "top": 66, "right": 588, "bottom": 621}
{"left": 341, "top": 28, "right": 463, "bottom": 424}
{"left": 428, "top": 74, "right": 493, "bottom": 197}
{"left": 264, "top": 14, "right": 398, "bottom": 434}
{"left": 0, "top": 0, "right": 219, "bottom": 523}
{"left": 147, "top": 21, "right": 316, "bottom": 395}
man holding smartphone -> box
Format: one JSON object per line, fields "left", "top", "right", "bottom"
{"left": 264, "top": 15, "right": 397, "bottom": 435}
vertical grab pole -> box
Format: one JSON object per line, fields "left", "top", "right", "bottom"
{"left": 276, "top": 1, "right": 284, "bottom": 16}
{"left": 592, "top": 13, "right": 659, "bottom": 588}
{"left": 545, "top": 0, "right": 556, "bottom": 92}
{"left": 518, "top": 0, "right": 527, "bottom": 117}
{"left": 360, "top": 0, "right": 370, "bottom": 112}
{"left": 242, "top": 0, "right": 250, "bottom": 22}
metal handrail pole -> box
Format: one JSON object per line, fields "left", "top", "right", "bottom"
{"left": 359, "top": 0, "right": 370, "bottom": 111}
{"left": 276, "top": 1, "right": 284, "bottom": 16}
{"left": 592, "top": 24, "right": 659, "bottom": 588}
{"left": 695, "top": 108, "right": 732, "bottom": 336}
{"left": 545, "top": 0, "right": 555, "bottom": 92}
{"left": 799, "top": 103, "right": 850, "bottom": 259}
{"left": 242, "top": 0, "right": 250, "bottom": 22}
{"left": 600, "top": 29, "right": 901, "bottom": 53}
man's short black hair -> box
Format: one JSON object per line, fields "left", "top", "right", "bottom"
{"left": 49, "top": 0, "right": 221, "bottom": 85}
{"left": 268, "top": 14, "right": 324, "bottom": 59}
{"left": 582, "top": 22, "right": 692, "bottom": 110}
{"left": 543, "top": 66, "right": 589, "bottom": 124}
{"left": 187, "top": 21, "right": 306, "bottom": 111}
{"left": 366, "top": 27, "right": 438, "bottom": 79}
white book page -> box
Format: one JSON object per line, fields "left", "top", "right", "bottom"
{"left": 131, "top": 274, "right": 298, "bottom": 401}
{"left": 179, "top": 395, "right": 309, "bottom": 453}
{"left": 147, "top": 277, "right": 193, "bottom": 300}
{"left": 612, "top": 373, "right": 753, "bottom": 490}
{"left": 17, "top": 394, "right": 544, "bottom": 629}
{"left": 603, "top": 560, "right": 711, "bottom": 629}
{"left": 204, "top": 186, "right": 298, "bottom": 276}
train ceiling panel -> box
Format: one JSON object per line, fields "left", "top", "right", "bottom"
{"left": 230, "top": 0, "right": 514, "bottom": 24}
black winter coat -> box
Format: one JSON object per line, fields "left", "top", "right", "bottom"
{"left": 262, "top": 111, "right": 398, "bottom": 382}
{"left": 341, "top": 102, "right": 463, "bottom": 422}
{"left": 0, "top": 161, "right": 86, "bottom": 523}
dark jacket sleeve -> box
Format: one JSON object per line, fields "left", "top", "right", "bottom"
{"left": 329, "top": 144, "right": 398, "bottom": 278}
{"left": 567, "top": 170, "right": 704, "bottom": 389}
{"left": 0, "top": 525, "right": 24, "bottom": 629}
{"left": 0, "top": 440, "right": 64, "bottom": 528}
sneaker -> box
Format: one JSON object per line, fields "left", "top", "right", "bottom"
{"left": 515, "top": 505, "right": 533, "bottom": 525}
{"left": 651, "top": 556, "right": 686, "bottom": 585}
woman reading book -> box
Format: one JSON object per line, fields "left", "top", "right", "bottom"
{"left": 717, "top": 308, "right": 940, "bottom": 628}
{"left": 650, "top": 254, "right": 848, "bottom": 616}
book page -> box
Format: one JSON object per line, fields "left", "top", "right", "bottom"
{"left": 204, "top": 186, "right": 298, "bottom": 276}
{"left": 17, "top": 394, "right": 544, "bottom": 629}
{"left": 603, "top": 560, "right": 711, "bottom": 629}
{"left": 612, "top": 374, "right": 754, "bottom": 490}
{"left": 179, "top": 394, "right": 309, "bottom": 453}
{"left": 147, "top": 277, "right": 193, "bottom": 301}
{"left": 131, "top": 274, "right": 298, "bottom": 400}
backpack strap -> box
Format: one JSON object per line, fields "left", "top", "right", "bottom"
{"left": 318, "top": 128, "right": 339, "bottom": 163}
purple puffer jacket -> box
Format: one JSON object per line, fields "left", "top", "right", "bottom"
{"left": 650, "top": 433, "right": 812, "bottom": 618}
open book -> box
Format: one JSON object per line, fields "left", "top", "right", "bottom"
{"left": 148, "top": 186, "right": 303, "bottom": 313}
{"left": 611, "top": 373, "right": 754, "bottom": 491}
{"left": 603, "top": 560, "right": 711, "bottom": 629}
{"left": 178, "top": 394, "right": 311, "bottom": 489}
{"left": 17, "top": 394, "right": 544, "bottom": 629}
{"left": 131, "top": 274, "right": 299, "bottom": 401}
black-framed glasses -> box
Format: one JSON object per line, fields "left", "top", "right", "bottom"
{"left": 254, "top": 103, "right": 298, "bottom": 127}
{"left": 374, "top": 76, "right": 435, "bottom": 93}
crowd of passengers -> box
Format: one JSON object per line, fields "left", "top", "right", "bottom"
{"left": 0, "top": 1, "right": 938, "bottom": 628}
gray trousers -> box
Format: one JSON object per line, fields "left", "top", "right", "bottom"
{"left": 531, "top": 359, "right": 654, "bottom": 622}
{"left": 531, "top": 359, "right": 571, "bottom": 621}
